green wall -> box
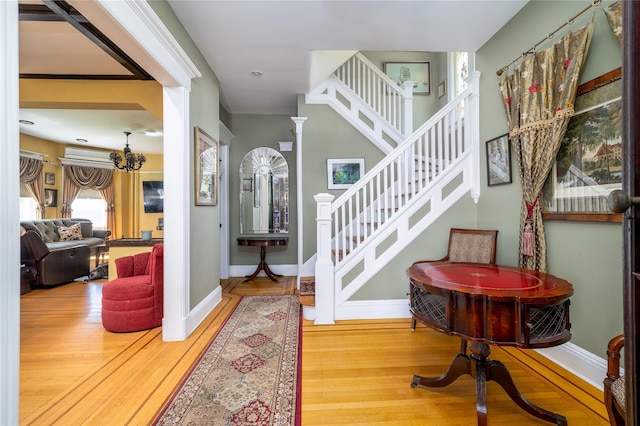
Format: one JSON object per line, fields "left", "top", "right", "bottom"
{"left": 148, "top": 1, "right": 222, "bottom": 309}
{"left": 475, "top": 0, "right": 623, "bottom": 356}
{"left": 228, "top": 114, "right": 298, "bottom": 267}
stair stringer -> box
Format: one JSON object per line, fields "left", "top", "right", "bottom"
{"left": 305, "top": 76, "right": 404, "bottom": 154}
{"left": 335, "top": 153, "right": 473, "bottom": 308}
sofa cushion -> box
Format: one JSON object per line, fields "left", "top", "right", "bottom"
{"left": 76, "top": 221, "right": 93, "bottom": 238}
{"left": 58, "top": 223, "right": 83, "bottom": 241}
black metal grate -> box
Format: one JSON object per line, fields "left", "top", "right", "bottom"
{"left": 411, "top": 283, "right": 446, "bottom": 327}
{"left": 529, "top": 303, "right": 568, "bottom": 341}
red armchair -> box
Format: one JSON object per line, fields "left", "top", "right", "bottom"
{"left": 101, "top": 244, "right": 164, "bottom": 333}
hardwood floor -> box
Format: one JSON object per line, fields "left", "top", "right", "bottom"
{"left": 20, "top": 277, "right": 608, "bottom": 425}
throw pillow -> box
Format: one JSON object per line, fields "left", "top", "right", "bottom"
{"left": 58, "top": 223, "right": 83, "bottom": 241}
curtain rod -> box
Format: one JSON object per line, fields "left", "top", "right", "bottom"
{"left": 496, "top": 0, "right": 601, "bottom": 76}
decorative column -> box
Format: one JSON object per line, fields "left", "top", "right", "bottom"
{"left": 314, "top": 193, "right": 335, "bottom": 324}
{"left": 465, "top": 72, "right": 481, "bottom": 203}
{"left": 291, "top": 117, "right": 307, "bottom": 288}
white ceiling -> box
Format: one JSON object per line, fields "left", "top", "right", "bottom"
{"left": 18, "top": 0, "right": 528, "bottom": 153}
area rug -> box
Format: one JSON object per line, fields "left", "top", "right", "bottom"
{"left": 154, "top": 295, "right": 301, "bottom": 426}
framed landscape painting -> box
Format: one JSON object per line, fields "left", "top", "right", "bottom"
{"left": 327, "top": 158, "right": 365, "bottom": 190}
{"left": 383, "top": 61, "right": 430, "bottom": 95}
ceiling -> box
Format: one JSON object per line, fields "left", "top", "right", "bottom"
{"left": 18, "top": 0, "right": 528, "bottom": 153}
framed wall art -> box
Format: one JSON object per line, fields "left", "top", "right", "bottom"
{"left": 44, "top": 188, "right": 57, "bottom": 207}
{"left": 327, "top": 158, "right": 365, "bottom": 190}
{"left": 486, "top": 134, "right": 512, "bottom": 186}
{"left": 383, "top": 61, "right": 430, "bottom": 95}
{"left": 195, "top": 126, "right": 219, "bottom": 206}
{"left": 45, "top": 172, "right": 55, "bottom": 185}
{"left": 437, "top": 80, "right": 447, "bottom": 99}
{"left": 542, "top": 68, "right": 622, "bottom": 223}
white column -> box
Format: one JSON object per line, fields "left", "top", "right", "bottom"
{"left": 465, "top": 72, "right": 481, "bottom": 203}
{"left": 314, "top": 193, "right": 335, "bottom": 324}
{"left": 402, "top": 81, "right": 414, "bottom": 136}
{"left": 292, "top": 117, "right": 307, "bottom": 288}
{"left": 0, "top": 1, "right": 20, "bottom": 423}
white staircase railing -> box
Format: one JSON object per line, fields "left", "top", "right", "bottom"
{"left": 306, "top": 52, "right": 414, "bottom": 154}
{"left": 314, "top": 72, "right": 481, "bottom": 324}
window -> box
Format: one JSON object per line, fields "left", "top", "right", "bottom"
{"left": 71, "top": 189, "right": 107, "bottom": 228}
{"left": 19, "top": 182, "right": 38, "bottom": 220}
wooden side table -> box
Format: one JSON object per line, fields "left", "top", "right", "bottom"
{"left": 237, "top": 237, "right": 288, "bottom": 282}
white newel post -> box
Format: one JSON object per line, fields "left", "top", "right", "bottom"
{"left": 402, "top": 81, "right": 414, "bottom": 135}
{"left": 314, "top": 193, "right": 335, "bottom": 324}
{"left": 466, "top": 71, "right": 481, "bottom": 203}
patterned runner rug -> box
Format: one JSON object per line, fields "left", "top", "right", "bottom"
{"left": 154, "top": 295, "right": 301, "bottom": 425}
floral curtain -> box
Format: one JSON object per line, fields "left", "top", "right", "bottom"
{"left": 61, "top": 165, "right": 114, "bottom": 231}
{"left": 19, "top": 156, "right": 45, "bottom": 219}
{"left": 499, "top": 19, "right": 594, "bottom": 272}
{"left": 604, "top": 0, "right": 622, "bottom": 45}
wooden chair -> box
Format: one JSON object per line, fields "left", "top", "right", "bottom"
{"left": 604, "top": 334, "right": 625, "bottom": 425}
{"left": 410, "top": 228, "right": 498, "bottom": 331}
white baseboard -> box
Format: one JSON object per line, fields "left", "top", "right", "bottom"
{"left": 335, "top": 299, "right": 410, "bottom": 320}
{"left": 186, "top": 285, "right": 222, "bottom": 335}
{"left": 535, "top": 343, "right": 607, "bottom": 391}
{"left": 230, "top": 264, "right": 298, "bottom": 278}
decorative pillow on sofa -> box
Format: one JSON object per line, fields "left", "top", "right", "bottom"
{"left": 58, "top": 223, "right": 83, "bottom": 241}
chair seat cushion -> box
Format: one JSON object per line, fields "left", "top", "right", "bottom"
{"left": 611, "top": 375, "right": 626, "bottom": 409}
{"left": 102, "top": 275, "right": 153, "bottom": 301}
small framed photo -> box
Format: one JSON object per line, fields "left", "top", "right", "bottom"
{"left": 44, "top": 188, "right": 58, "bottom": 207}
{"left": 45, "top": 172, "right": 55, "bottom": 185}
{"left": 242, "top": 178, "right": 253, "bottom": 192}
{"left": 327, "top": 158, "right": 365, "bottom": 189}
{"left": 486, "top": 134, "right": 512, "bottom": 186}
{"left": 437, "top": 80, "right": 447, "bottom": 99}
{"left": 383, "top": 61, "right": 430, "bottom": 95}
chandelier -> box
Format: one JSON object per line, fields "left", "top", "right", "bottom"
{"left": 110, "top": 131, "right": 146, "bottom": 172}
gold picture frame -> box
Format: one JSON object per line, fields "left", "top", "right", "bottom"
{"left": 195, "top": 126, "right": 219, "bottom": 206}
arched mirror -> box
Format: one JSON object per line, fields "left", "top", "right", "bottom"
{"left": 240, "top": 147, "right": 289, "bottom": 233}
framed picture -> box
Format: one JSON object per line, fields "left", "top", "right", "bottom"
{"left": 327, "top": 158, "right": 365, "bottom": 189}
{"left": 45, "top": 172, "right": 55, "bottom": 185}
{"left": 195, "top": 126, "right": 219, "bottom": 206}
{"left": 242, "top": 178, "right": 253, "bottom": 192}
{"left": 486, "top": 134, "right": 512, "bottom": 186}
{"left": 44, "top": 188, "right": 57, "bottom": 207}
{"left": 437, "top": 80, "right": 447, "bottom": 99}
{"left": 542, "top": 68, "right": 622, "bottom": 223}
{"left": 383, "top": 61, "right": 430, "bottom": 95}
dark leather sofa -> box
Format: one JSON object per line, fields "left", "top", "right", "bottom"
{"left": 20, "top": 218, "right": 111, "bottom": 287}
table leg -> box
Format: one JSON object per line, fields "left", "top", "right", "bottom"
{"left": 411, "top": 341, "right": 567, "bottom": 426}
{"left": 244, "top": 246, "right": 281, "bottom": 282}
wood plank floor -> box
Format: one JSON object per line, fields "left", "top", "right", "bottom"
{"left": 19, "top": 276, "right": 608, "bottom": 425}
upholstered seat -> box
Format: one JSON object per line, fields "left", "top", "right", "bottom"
{"left": 604, "top": 334, "right": 625, "bottom": 425}
{"left": 101, "top": 244, "right": 164, "bottom": 333}
{"left": 410, "top": 228, "right": 498, "bottom": 331}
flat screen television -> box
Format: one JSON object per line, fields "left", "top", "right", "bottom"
{"left": 142, "top": 181, "right": 164, "bottom": 213}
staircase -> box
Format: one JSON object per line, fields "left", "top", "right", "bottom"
{"left": 304, "top": 53, "right": 481, "bottom": 324}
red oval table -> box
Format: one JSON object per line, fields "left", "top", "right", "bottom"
{"left": 407, "top": 261, "right": 574, "bottom": 426}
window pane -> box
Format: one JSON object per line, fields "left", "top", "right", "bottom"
{"left": 20, "top": 197, "right": 38, "bottom": 220}
{"left": 71, "top": 190, "right": 107, "bottom": 228}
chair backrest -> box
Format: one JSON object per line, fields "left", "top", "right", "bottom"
{"left": 446, "top": 228, "right": 498, "bottom": 264}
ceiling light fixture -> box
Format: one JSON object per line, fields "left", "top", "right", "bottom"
{"left": 76, "top": 138, "right": 88, "bottom": 143}
{"left": 110, "top": 131, "right": 146, "bottom": 172}
{"left": 19, "top": 120, "right": 34, "bottom": 125}
{"left": 250, "top": 70, "right": 263, "bottom": 77}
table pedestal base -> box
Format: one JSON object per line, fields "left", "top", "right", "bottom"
{"left": 244, "top": 246, "right": 282, "bottom": 282}
{"left": 411, "top": 341, "right": 567, "bottom": 426}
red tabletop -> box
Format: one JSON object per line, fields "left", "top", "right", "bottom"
{"left": 407, "top": 261, "right": 573, "bottom": 302}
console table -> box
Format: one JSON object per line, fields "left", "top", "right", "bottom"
{"left": 237, "top": 237, "right": 288, "bottom": 282}
{"left": 407, "top": 261, "right": 574, "bottom": 426}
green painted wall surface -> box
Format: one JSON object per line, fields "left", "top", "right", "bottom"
{"left": 228, "top": 114, "right": 298, "bottom": 266}
{"left": 149, "top": 1, "right": 222, "bottom": 309}
{"left": 475, "top": 0, "right": 623, "bottom": 356}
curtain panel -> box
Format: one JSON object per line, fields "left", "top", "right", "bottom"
{"left": 61, "top": 165, "right": 114, "bottom": 224}
{"left": 604, "top": 0, "right": 622, "bottom": 46}
{"left": 19, "top": 156, "right": 45, "bottom": 219}
{"left": 499, "top": 19, "right": 594, "bottom": 272}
